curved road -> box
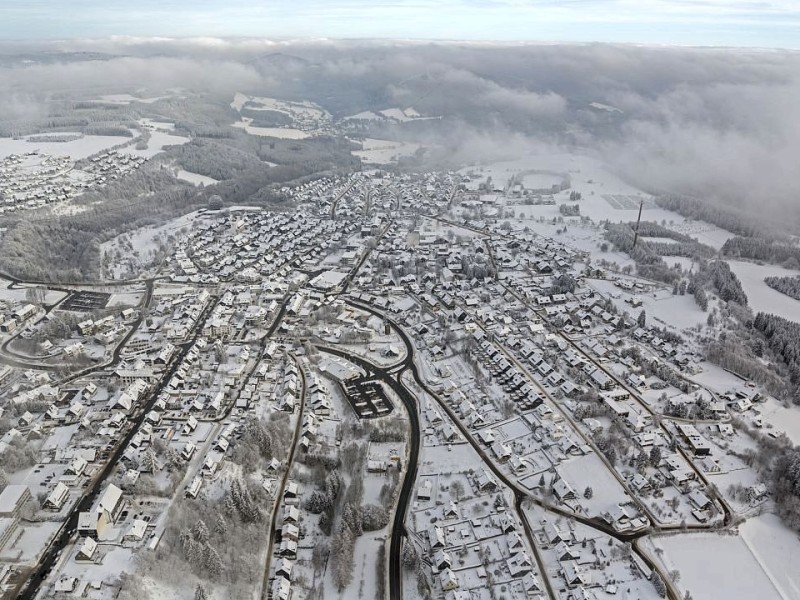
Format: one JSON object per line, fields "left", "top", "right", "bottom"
{"left": 345, "top": 298, "right": 682, "bottom": 600}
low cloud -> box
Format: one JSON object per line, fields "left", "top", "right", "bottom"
{"left": 1, "top": 38, "right": 798, "bottom": 214}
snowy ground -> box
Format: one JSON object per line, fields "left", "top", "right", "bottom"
{"left": 126, "top": 127, "right": 190, "bottom": 159}
{"left": 96, "top": 94, "right": 167, "bottom": 105}
{"left": 587, "top": 278, "right": 707, "bottom": 332}
{"left": 100, "top": 210, "right": 210, "bottom": 279}
{"left": 175, "top": 169, "right": 218, "bottom": 187}
{"left": 461, "top": 154, "right": 736, "bottom": 250}
{"left": 652, "top": 522, "right": 800, "bottom": 600}
{"left": 557, "top": 452, "right": 633, "bottom": 515}
{"left": 740, "top": 513, "right": 800, "bottom": 600}
{"left": 231, "top": 119, "right": 310, "bottom": 139}
{"left": 231, "top": 92, "right": 329, "bottom": 121}
{"left": 690, "top": 362, "right": 747, "bottom": 395}
{"left": 352, "top": 138, "right": 421, "bottom": 164}
{"left": 759, "top": 397, "right": 800, "bottom": 444}
{"left": 0, "top": 134, "right": 131, "bottom": 160}
{"left": 727, "top": 260, "right": 800, "bottom": 322}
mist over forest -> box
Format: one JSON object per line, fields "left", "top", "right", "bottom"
{"left": 2, "top": 38, "right": 799, "bottom": 219}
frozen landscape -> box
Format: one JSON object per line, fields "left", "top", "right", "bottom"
{"left": 0, "top": 25, "right": 798, "bottom": 600}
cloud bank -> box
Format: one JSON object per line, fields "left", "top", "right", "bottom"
{"left": 1, "top": 39, "right": 798, "bottom": 214}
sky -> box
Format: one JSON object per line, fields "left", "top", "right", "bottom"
{"left": 1, "top": 0, "right": 799, "bottom": 48}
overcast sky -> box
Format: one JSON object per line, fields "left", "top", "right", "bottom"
{"left": 2, "top": 0, "right": 799, "bottom": 48}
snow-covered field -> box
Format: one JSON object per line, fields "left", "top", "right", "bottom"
{"left": 521, "top": 172, "right": 564, "bottom": 189}
{"left": 352, "top": 138, "right": 421, "bottom": 164}
{"left": 100, "top": 210, "right": 210, "bottom": 278}
{"left": 740, "top": 513, "right": 800, "bottom": 600}
{"left": 587, "top": 278, "right": 708, "bottom": 331}
{"left": 558, "top": 452, "right": 633, "bottom": 514}
{"left": 176, "top": 169, "right": 218, "bottom": 186}
{"left": 691, "top": 361, "right": 746, "bottom": 394}
{"left": 231, "top": 119, "right": 311, "bottom": 139}
{"left": 0, "top": 134, "right": 131, "bottom": 160}
{"left": 728, "top": 260, "right": 800, "bottom": 321}
{"left": 231, "top": 92, "right": 328, "bottom": 120}
{"left": 96, "top": 94, "right": 166, "bottom": 104}
{"left": 759, "top": 397, "right": 800, "bottom": 444}
{"left": 127, "top": 126, "right": 190, "bottom": 159}
{"left": 140, "top": 118, "right": 176, "bottom": 131}
{"left": 461, "top": 154, "right": 739, "bottom": 252}
{"left": 653, "top": 529, "right": 794, "bottom": 600}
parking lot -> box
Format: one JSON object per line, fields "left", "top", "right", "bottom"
{"left": 341, "top": 378, "right": 394, "bottom": 419}
{"left": 60, "top": 291, "right": 111, "bottom": 312}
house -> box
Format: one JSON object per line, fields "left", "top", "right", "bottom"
{"left": 181, "top": 442, "right": 197, "bottom": 460}
{"left": 76, "top": 536, "right": 98, "bottom": 561}
{"left": 439, "top": 568, "right": 459, "bottom": 591}
{"left": 589, "top": 369, "right": 614, "bottom": 390}
{"left": 476, "top": 469, "right": 497, "bottom": 492}
{"left": 562, "top": 560, "right": 589, "bottom": 587}
{"left": 94, "top": 484, "right": 123, "bottom": 528}
{"left": 429, "top": 525, "right": 445, "bottom": 549}
{"left": 185, "top": 476, "right": 203, "bottom": 499}
{"left": 284, "top": 482, "right": 299, "bottom": 500}
{"left": 123, "top": 519, "right": 148, "bottom": 542}
{"left": 445, "top": 591, "right": 471, "bottom": 600}
{"left": 507, "top": 551, "right": 533, "bottom": 576}
{"left": 66, "top": 456, "right": 88, "bottom": 477}
{"left": 281, "top": 523, "right": 300, "bottom": 542}
{"left": 688, "top": 490, "right": 712, "bottom": 510}
{"left": 553, "top": 479, "right": 576, "bottom": 501}
{"left": 491, "top": 442, "right": 512, "bottom": 463}
{"left": 276, "top": 558, "right": 293, "bottom": 579}
{"left": 433, "top": 549, "right": 452, "bottom": 571}
{"left": 183, "top": 416, "right": 199, "bottom": 435}
{"left": 201, "top": 456, "right": 218, "bottom": 478}
{"left": 278, "top": 538, "right": 298, "bottom": 558}
{"left": 417, "top": 479, "right": 433, "bottom": 501}
{"left": 54, "top": 577, "right": 78, "bottom": 593}
{"left": 272, "top": 577, "right": 291, "bottom": 600}
{"left": 44, "top": 482, "right": 69, "bottom": 511}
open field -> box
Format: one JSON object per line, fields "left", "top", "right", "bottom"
{"left": 728, "top": 260, "right": 800, "bottom": 321}
{"left": 653, "top": 530, "right": 792, "bottom": 600}
{"left": 0, "top": 134, "right": 132, "bottom": 160}
{"left": 352, "top": 138, "right": 421, "bottom": 164}
{"left": 232, "top": 119, "right": 311, "bottom": 139}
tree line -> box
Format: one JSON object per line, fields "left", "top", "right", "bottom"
{"left": 722, "top": 236, "right": 800, "bottom": 269}
{"left": 764, "top": 276, "right": 800, "bottom": 301}
{"left": 655, "top": 194, "right": 785, "bottom": 239}
{"left": 753, "top": 313, "right": 800, "bottom": 403}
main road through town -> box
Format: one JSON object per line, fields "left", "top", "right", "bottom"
{"left": 15, "top": 295, "right": 219, "bottom": 600}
